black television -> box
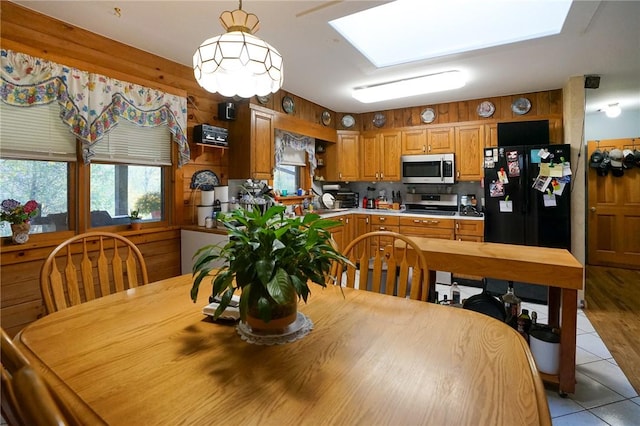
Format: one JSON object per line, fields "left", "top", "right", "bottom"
{"left": 497, "top": 120, "right": 550, "bottom": 147}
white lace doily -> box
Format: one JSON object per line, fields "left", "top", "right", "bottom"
{"left": 236, "top": 312, "right": 313, "bottom": 345}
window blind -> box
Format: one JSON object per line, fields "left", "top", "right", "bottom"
{"left": 0, "top": 102, "right": 77, "bottom": 161}
{"left": 91, "top": 119, "right": 172, "bottom": 166}
{"left": 279, "top": 145, "right": 306, "bottom": 166}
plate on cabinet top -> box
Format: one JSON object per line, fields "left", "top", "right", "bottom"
{"left": 420, "top": 108, "right": 436, "bottom": 123}
{"left": 511, "top": 97, "right": 531, "bottom": 115}
{"left": 282, "top": 96, "right": 295, "bottom": 114}
{"left": 256, "top": 95, "right": 270, "bottom": 106}
{"left": 477, "top": 101, "right": 495, "bottom": 118}
{"left": 321, "top": 110, "right": 331, "bottom": 126}
{"left": 373, "top": 112, "right": 386, "bottom": 128}
{"left": 341, "top": 114, "right": 355, "bottom": 128}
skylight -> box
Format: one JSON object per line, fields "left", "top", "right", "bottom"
{"left": 329, "top": 0, "right": 573, "bottom": 68}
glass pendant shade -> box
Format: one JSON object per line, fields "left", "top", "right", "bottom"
{"left": 193, "top": 5, "right": 284, "bottom": 98}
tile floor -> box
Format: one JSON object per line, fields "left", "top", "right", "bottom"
{"left": 442, "top": 283, "right": 640, "bottom": 426}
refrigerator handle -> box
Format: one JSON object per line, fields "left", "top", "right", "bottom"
{"left": 521, "top": 151, "right": 528, "bottom": 215}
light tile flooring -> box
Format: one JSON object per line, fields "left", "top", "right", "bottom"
{"left": 442, "top": 283, "right": 640, "bottom": 426}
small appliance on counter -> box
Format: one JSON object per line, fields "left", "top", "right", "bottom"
{"left": 321, "top": 185, "right": 359, "bottom": 209}
{"left": 459, "top": 194, "right": 483, "bottom": 217}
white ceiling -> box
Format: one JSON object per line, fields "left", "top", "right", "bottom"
{"left": 11, "top": 0, "right": 640, "bottom": 116}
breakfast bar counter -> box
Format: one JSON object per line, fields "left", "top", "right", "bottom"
{"left": 15, "top": 274, "right": 550, "bottom": 425}
{"left": 406, "top": 237, "right": 584, "bottom": 394}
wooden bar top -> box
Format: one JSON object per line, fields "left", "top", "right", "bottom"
{"left": 16, "top": 274, "right": 550, "bottom": 425}
{"left": 406, "top": 237, "right": 584, "bottom": 290}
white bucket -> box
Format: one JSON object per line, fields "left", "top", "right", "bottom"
{"left": 200, "top": 190, "right": 215, "bottom": 206}
{"left": 529, "top": 328, "right": 561, "bottom": 375}
{"left": 197, "top": 205, "right": 213, "bottom": 227}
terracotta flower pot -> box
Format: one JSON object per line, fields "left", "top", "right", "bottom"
{"left": 130, "top": 220, "right": 142, "bottom": 231}
{"left": 11, "top": 222, "right": 30, "bottom": 244}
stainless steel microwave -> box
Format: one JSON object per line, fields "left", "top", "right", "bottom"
{"left": 401, "top": 153, "right": 455, "bottom": 184}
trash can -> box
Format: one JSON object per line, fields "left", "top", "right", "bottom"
{"left": 529, "top": 327, "right": 561, "bottom": 375}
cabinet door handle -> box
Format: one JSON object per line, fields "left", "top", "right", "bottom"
{"left": 427, "top": 145, "right": 431, "bottom": 152}
{"left": 380, "top": 172, "right": 384, "bottom": 179}
{"left": 379, "top": 227, "right": 387, "bottom": 231}
{"left": 456, "top": 223, "right": 459, "bottom": 229}
{"left": 379, "top": 217, "right": 386, "bottom": 222}
{"left": 423, "top": 145, "right": 426, "bottom": 152}
{"left": 413, "top": 219, "right": 421, "bottom": 223}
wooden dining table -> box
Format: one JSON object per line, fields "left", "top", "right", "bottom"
{"left": 16, "top": 274, "right": 550, "bottom": 426}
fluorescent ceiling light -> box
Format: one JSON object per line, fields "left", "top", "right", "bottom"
{"left": 352, "top": 71, "right": 466, "bottom": 103}
{"left": 330, "top": 0, "right": 573, "bottom": 68}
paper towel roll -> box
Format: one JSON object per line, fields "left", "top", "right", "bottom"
{"left": 197, "top": 205, "right": 213, "bottom": 226}
{"left": 200, "top": 190, "right": 215, "bottom": 206}
{"left": 216, "top": 186, "right": 229, "bottom": 212}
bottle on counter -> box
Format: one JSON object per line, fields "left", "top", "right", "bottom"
{"left": 362, "top": 195, "right": 368, "bottom": 209}
{"left": 517, "top": 309, "right": 532, "bottom": 342}
{"left": 502, "top": 281, "right": 521, "bottom": 328}
{"left": 450, "top": 282, "right": 461, "bottom": 305}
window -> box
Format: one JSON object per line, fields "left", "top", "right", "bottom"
{"left": 0, "top": 102, "right": 76, "bottom": 236}
{"left": 274, "top": 164, "right": 300, "bottom": 194}
{"left": 89, "top": 120, "right": 171, "bottom": 227}
{"left": 0, "top": 159, "right": 71, "bottom": 237}
{"left": 90, "top": 164, "right": 164, "bottom": 226}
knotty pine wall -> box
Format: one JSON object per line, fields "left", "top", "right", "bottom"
{"left": 0, "top": 2, "right": 564, "bottom": 335}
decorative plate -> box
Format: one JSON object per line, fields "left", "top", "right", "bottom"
{"left": 189, "top": 169, "right": 220, "bottom": 191}
{"left": 321, "top": 110, "right": 331, "bottom": 126}
{"left": 256, "top": 95, "right": 270, "bottom": 106}
{"left": 420, "top": 108, "right": 436, "bottom": 123}
{"left": 477, "top": 101, "right": 495, "bottom": 118}
{"left": 282, "top": 96, "right": 295, "bottom": 114}
{"left": 373, "top": 112, "right": 386, "bottom": 128}
{"left": 341, "top": 114, "right": 355, "bottom": 129}
{"left": 511, "top": 97, "right": 531, "bottom": 115}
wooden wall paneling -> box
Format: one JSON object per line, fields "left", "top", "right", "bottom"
{"left": 456, "top": 101, "right": 471, "bottom": 123}
{"left": 549, "top": 89, "right": 563, "bottom": 115}
{"left": 536, "top": 91, "right": 551, "bottom": 115}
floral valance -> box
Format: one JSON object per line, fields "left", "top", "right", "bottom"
{"left": 0, "top": 49, "right": 190, "bottom": 166}
{"left": 275, "top": 130, "right": 317, "bottom": 179}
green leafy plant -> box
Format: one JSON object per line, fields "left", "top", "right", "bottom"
{"left": 134, "top": 192, "right": 161, "bottom": 215}
{"left": 129, "top": 210, "right": 141, "bottom": 220}
{"left": 190, "top": 205, "right": 350, "bottom": 323}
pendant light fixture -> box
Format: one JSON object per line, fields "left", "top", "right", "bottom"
{"left": 193, "top": 1, "right": 284, "bottom": 98}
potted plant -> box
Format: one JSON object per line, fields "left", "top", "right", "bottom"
{"left": 1, "top": 199, "right": 39, "bottom": 244}
{"left": 129, "top": 210, "right": 142, "bottom": 230}
{"left": 190, "top": 205, "right": 350, "bottom": 331}
{"left": 135, "top": 192, "right": 161, "bottom": 218}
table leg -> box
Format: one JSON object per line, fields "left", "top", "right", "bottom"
{"left": 427, "top": 270, "right": 436, "bottom": 303}
{"left": 558, "top": 288, "right": 577, "bottom": 394}
{"left": 548, "top": 287, "right": 561, "bottom": 327}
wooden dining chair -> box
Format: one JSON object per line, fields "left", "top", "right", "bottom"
{"left": 1, "top": 328, "right": 79, "bottom": 426}
{"left": 40, "top": 232, "right": 149, "bottom": 314}
{"left": 332, "top": 231, "right": 430, "bottom": 301}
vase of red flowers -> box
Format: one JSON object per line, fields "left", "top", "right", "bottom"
{"left": 1, "top": 199, "right": 39, "bottom": 244}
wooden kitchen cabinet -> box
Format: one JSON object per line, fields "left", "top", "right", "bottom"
{"left": 399, "top": 216, "right": 455, "bottom": 240}
{"left": 455, "top": 124, "right": 485, "bottom": 182}
{"left": 485, "top": 123, "right": 498, "bottom": 147}
{"left": 401, "top": 128, "right": 427, "bottom": 154}
{"left": 369, "top": 214, "right": 400, "bottom": 254}
{"left": 360, "top": 131, "right": 401, "bottom": 181}
{"left": 428, "top": 126, "right": 455, "bottom": 153}
{"left": 327, "top": 214, "right": 351, "bottom": 252}
{"left": 455, "top": 219, "right": 485, "bottom": 242}
{"left": 228, "top": 104, "right": 274, "bottom": 180}
{"left": 326, "top": 131, "right": 359, "bottom": 182}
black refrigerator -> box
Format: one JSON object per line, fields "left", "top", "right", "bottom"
{"left": 483, "top": 144, "right": 572, "bottom": 304}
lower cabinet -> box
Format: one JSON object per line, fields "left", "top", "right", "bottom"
{"left": 327, "top": 215, "right": 350, "bottom": 252}
{"left": 398, "top": 216, "right": 455, "bottom": 240}
{"left": 455, "top": 219, "right": 485, "bottom": 241}
{"left": 369, "top": 214, "right": 400, "bottom": 254}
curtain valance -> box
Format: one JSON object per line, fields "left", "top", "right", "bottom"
{"left": 275, "top": 130, "right": 317, "bottom": 178}
{"left": 0, "top": 49, "right": 190, "bottom": 166}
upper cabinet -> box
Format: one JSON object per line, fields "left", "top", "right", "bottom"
{"left": 229, "top": 104, "right": 275, "bottom": 180}
{"left": 455, "top": 124, "right": 485, "bottom": 182}
{"left": 401, "top": 126, "right": 454, "bottom": 154}
{"left": 360, "top": 130, "right": 401, "bottom": 181}
{"left": 326, "top": 131, "right": 359, "bottom": 182}
{"left": 401, "top": 129, "right": 427, "bottom": 154}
